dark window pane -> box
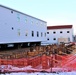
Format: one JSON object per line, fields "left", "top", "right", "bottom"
{"left": 53, "top": 38, "right": 56, "bottom": 40}
{"left": 67, "top": 31, "right": 70, "bottom": 33}
{"left": 53, "top": 31, "right": 56, "bottom": 34}
{"left": 47, "top": 32, "right": 49, "bottom": 34}
{"left": 60, "top": 31, "right": 62, "bottom": 33}
{"left": 37, "top": 31, "right": 39, "bottom": 37}
{"left": 32, "top": 31, "right": 34, "bottom": 37}
{"left": 45, "top": 33, "right": 46, "bottom": 37}
{"left": 12, "top": 27, "right": 14, "bottom": 30}
{"left": 68, "top": 38, "right": 70, "bottom": 41}
{"left": 11, "top": 10, "right": 13, "bottom": 13}
{"left": 41, "top": 32, "right": 43, "bottom": 37}
{"left": 47, "top": 38, "right": 49, "bottom": 40}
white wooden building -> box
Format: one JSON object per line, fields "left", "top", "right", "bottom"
{"left": 46, "top": 25, "right": 73, "bottom": 44}
{"left": 0, "top": 5, "right": 47, "bottom": 48}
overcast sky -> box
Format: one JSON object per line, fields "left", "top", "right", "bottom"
{"left": 0, "top": 0, "right": 76, "bottom": 34}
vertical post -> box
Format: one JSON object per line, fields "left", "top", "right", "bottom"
{"left": 0, "top": 58, "right": 1, "bottom": 66}
{"left": 42, "top": 53, "right": 48, "bottom": 69}
{"left": 50, "top": 54, "right": 53, "bottom": 73}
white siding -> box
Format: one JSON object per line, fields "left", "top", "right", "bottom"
{"left": 0, "top": 5, "right": 47, "bottom": 44}
{"left": 46, "top": 28, "right": 73, "bottom": 44}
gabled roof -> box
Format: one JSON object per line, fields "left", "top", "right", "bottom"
{"left": 47, "top": 25, "right": 72, "bottom": 30}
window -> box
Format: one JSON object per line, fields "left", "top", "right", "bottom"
{"left": 68, "top": 38, "right": 70, "bottom": 41}
{"left": 17, "top": 13, "right": 20, "bottom": 21}
{"left": 12, "top": 27, "right": 14, "bottom": 30}
{"left": 36, "top": 22, "right": 38, "bottom": 25}
{"left": 67, "top": 31, "right": 70, "bottom": 33}
{"left": 45, "top": 33, "right": 46, "bottom": 37}
{"left": 53, "top": 31, "right": 56, "bottom": 34}
{"left": 41, "top": 32, "right": 43, "bottom": 37}
{"left": 60, "top": 31, "right": 62, "bottom": 33}
{"left": 25, "top": 19, "right": 27, "bottom": 22}
{"left": 32, "top": 31, "right": 34, "bottom": 37}
{"left": 18, "top": 29, "right": 20, "bottom": 36}
{"left": 11, "top": 10, "right": 13, "bottom": 13}
{"left": 47, "top": 32, "right": 49, "bottom": 34}
{"left": 25, "top": 30, "right": 28, "bottom": 36}
{"left": 31, "top": 21, "right": 33, "bottom": 24}
{"left": 47, "top": 38, "right": 49, "bottom": 40}
{"left": 53, "top": 38, "right": 56, "bottom": 40}
{"left": 25, "top": 33, "right": 28, "bottom": 36}
{"left": 37, "top": 31, "right": 39, "bottom": 37}
{"left": 41, "top": 22, "right": 42, "bottom": 25}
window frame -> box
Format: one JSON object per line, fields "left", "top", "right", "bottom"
{"left": 53, "top": 38, "right": 56, "bottom": 40}
{"left": 47, "top": 32, "right": 49, "bottom": 34}
{"left": 32, "top": 31, "right": 34, "bottom": 37}
{"left": 53, "top": 31, "right": 56, "bottom": 34}
{"left": 67, "top": 31, "right": 70, "bottom": 33}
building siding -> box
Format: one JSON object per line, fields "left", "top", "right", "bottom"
{"left": 46, "top": 26, "right": 73, "bottom": 44}
{"left": 0, "top": 5, "right": 47, "bottom": 44}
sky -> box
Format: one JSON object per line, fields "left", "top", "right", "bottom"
{"left": 0, "top": 0, "right": 76, "bottom": 34}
